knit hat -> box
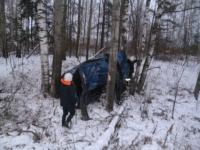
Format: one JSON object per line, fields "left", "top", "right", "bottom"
{"left": 64, "top": 73, "right": 73, "bottom": 81}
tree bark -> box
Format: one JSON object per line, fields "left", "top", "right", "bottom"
{"left": 100, "top": 0, "right": 106, "bottom": 49}
{"left": 119, "top": 0, "right": 129, "bottom": 51}
{"left": 182, "top": 0, "right": 188, "bottom": 53}
{"left": 130, "top": 0, "right": 151, "bottom": 95}
{"left": 16, "top": 4, "right": 22, "bottom": 58}
{"left": 85, "top": 0, "right": 93, "bottom": 60}
{"left": 137, "top": 0, "right": 162, "bottom": 93}
{"left": 82, "top": 0, "right": 88, "bottom": 47}
{"left": 37, "top": 0, "right": 50, "bottom": 95}
{"left": 0, "top": 0, "right": 8, "bottom": 58}
{"left": 141, "top": 0, "right": 151, "bottom": 54}
{"left": 75, "top": 0, "right": 82, "bottom": 58}
{"left": 95, "top": 1, "right": 101, "bottom": 52}
{"left": 61, "top": 0, "right": 67, "bottom": 60}
{"left": 8, "top": 0, "right": 15, "bottom": 53}
{"left": 68, "top": 0, "right": 75, "bottom": 57}
{"left": 106, "top": 0, "right": 120, "bottom": 112}
{"left": 194, "top": 71, "right": 200, "bottom": 100}
{"left": 51, "top": 0, "right": 64, "bottom": 97}
{"left": 26, "top": 18, "right": 30, "bottom": 53}
{"left": 105, "top": 1, "right": 111, "bottom": 43}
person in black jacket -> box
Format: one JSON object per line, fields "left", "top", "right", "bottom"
{"left": 60, "top": 73, "right": 77, "bottom": 128}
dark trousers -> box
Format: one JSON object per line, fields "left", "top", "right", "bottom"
{"left": 62, "top": 106, "right": 75, "bottom": 125}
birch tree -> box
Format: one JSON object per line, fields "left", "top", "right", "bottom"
{"left": 37, "top": 0, "right": 49, "bottom": 95}
{"left": 130, "top": 0, "right": 151, "bottom": 95}
{"left": 141, "top": 0, "right": 151, "bottom": 53}
{"left": 119, "top": 0, "right": 129, "bottom": 51}
{"left": 137, "top": 0, "right": 163, "bottom": 93}
{"left": 51, "top": 0, "right": 64, "bottom": 97}
{"left": 106, "top": 0, "right": 121, "bottom": 112}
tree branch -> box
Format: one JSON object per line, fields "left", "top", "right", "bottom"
{"left": 165, "top": 6, "right": 200, "bottom": 13}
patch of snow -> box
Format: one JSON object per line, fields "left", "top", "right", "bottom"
{"left": 87, "top": 106, "right": 124, "bottom": 150}
{"left": 1, "top": 55, "right": 200, "bottom": 149}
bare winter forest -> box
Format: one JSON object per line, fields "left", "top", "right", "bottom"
{"left": 0, "top": 0, "right": 200, "bottom": 149}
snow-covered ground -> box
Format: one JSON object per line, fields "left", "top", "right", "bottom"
{"left": 0, "top": 55, "right": 200, "bottom": 150}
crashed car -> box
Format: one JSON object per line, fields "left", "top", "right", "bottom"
{"left": 63, "top": 50, "right": 136, "bottom": 120}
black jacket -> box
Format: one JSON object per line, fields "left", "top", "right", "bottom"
{"left": 60, "top": 80, "right": 77, "bottom": 108}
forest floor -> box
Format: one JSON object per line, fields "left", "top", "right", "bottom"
{"left": 0, "top": 55, "right": 200, "bottom": 150}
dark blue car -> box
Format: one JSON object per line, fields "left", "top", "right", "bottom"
{"left": 63, "top": 51, "right": 135, "bottom": 120}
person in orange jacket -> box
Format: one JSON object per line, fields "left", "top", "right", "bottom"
{"left": 60, "top": 73, "right": 78, "bottom": 128}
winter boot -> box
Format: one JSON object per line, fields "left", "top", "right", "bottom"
{"left": 62, "top": 121, "right": 66, "bottom": 127}
{"left": 66, "top": 121, "right": 72, "bottom": 129}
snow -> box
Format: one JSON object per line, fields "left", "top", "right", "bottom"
{"left": 108, "top": 58, "right": 200, "bottom": 150}
{"left": 87, "top": 106, "right": 124, "bottom": 150}
{"left": 0, "top": 55, "right": 200, "bottom": 150}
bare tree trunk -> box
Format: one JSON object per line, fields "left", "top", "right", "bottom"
{"left": 51, "top": 0, "right": 64, "bottom": 97}
{"left": 37, "top": 0, "right": 49, "bottom": 95}
{"left": 16, "top": 3, "right": 22, "bottom": 58}
{"left": 182, "top": 0, "right": 189, "bottom": 57}
{"left": 105, "top": 2, "right": 111, "bottom": 44}
{"left": 26, "top": 18, "right": 30, "bottom": 54}
{"left": 82, "top": 0, "right": 88, "bottom": 48}
{"left": 141, "top": 0, "right": 151, "bottom": 54}
{"left": 95, "top": 1, "right": 101, "bottom": 52}
{"left": 76, "top": 0, "right": 82, "bottom": 58}
{"left": 0, "top": 0, "right": 8, "bottom": 58}
{"left": 8, "top": 0, "right": 15, "bottom": 53}
{"left": 137, "top": 0, "right": 162, "bottom": 93}
{"left": 194, "top": 71, "right": 200, "bottom": 100}
{"left": 106, "top": 0, "right": 120, "bottom": 112}
{"left": 198, "top": 20, "right": 200, "bottom": 53}
{"left": 69, "top": 0, "right": 73, "bottom": 57}
{"left": 68, "top": 0, "right": 75, "bottom": 57}
{"left": 85, "top": 0, "right": 93, "bottom": 60}
{"left": 30, "top": 15, "right": 34, "bottom": 50}
{"left": 100, "top": 0, "right": 106, "bottom": 49}
{"left": 130, "top": 0, "right": 151, "bottom": 95}
{"left": 66, "top": 0, "right": 70, "bottom": 55}
{"left": 119, "top": 0, "right": 129, "bottom": 51}
{"left": 80, "top": 88, "right": 90, "bottom": 120}
{"left": 129, "top": 0, "right": 135, "bottom": 53}
{"left": 61, "top": 0, "right": 67, "bottom": 60}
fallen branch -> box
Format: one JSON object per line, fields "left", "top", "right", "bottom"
{"left": 171, "top": 60, "right": 186, "bottom": 119}
{"left": 67, "top": 139, "right": 93, "bottom": 144}
{"left": 26, "top": 44, "right": 40, "bottom": 59}
{"left": 53, "top": 106, "right": 57, "bottom": 115}
{"left": 163, "top": 123, "right": 174, "bottom": 148}
{"left": 88, "top": 47, "right": 106, "bottom": 60}
{"left": 19, "top": 129, "right": 42, "bottom": 142}
{"left": 147, "top": 66, "right": 161, "bottom": 71}
{"left": 194, "top": 71, "right": 200, "bottom": 100}
{"left": 152, "top": 124, "right": 157, "bottom": 134}
{"left": 131, "top": 133, "right": 140, "bottom": 145}
{"left": 86, "top": 106, "right": 124, "bottom": 150}
{"left": 6, "top": 128, "right": 42, "bottom": 143}
{"left": 165, "top": 6, "right": 200, "bottom": 13}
